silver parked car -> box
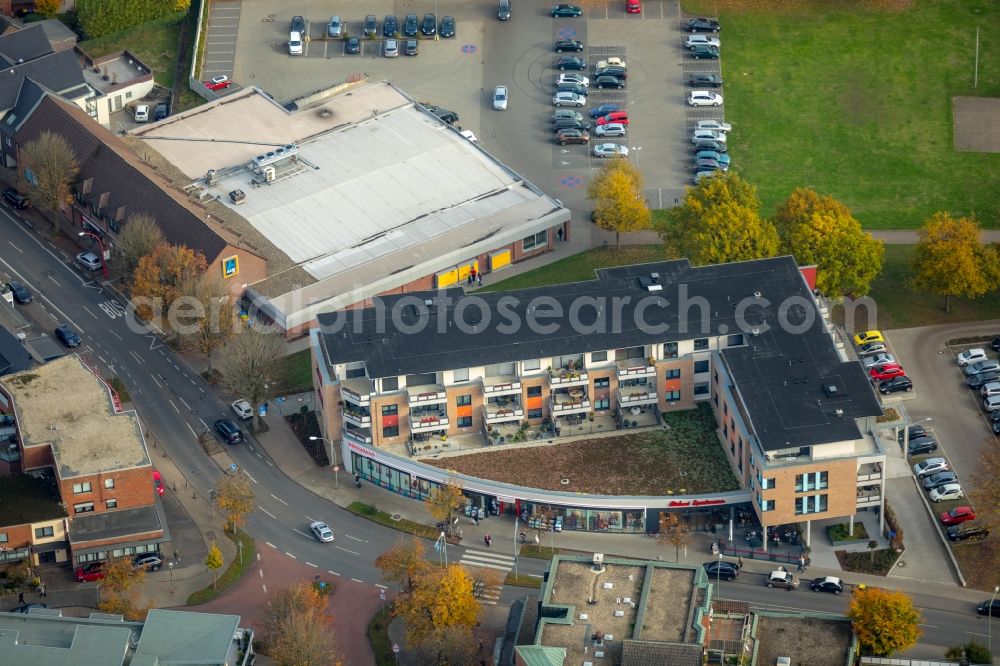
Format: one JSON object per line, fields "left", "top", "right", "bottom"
{"left": 493, "top": 85, "right": 509, "bottom": 110}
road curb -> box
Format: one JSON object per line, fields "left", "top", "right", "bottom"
{"left": 910, "top": 474, "right": 966, "bottom": 587}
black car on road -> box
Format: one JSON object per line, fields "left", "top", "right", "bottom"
{"left": 421, "top": 13, "right": 436, "bottom": 36}
{"left": 6, "top": 281, "right": 31, "bottom": 304}
{"left": 55, "top": 324, "right": 80, "bottom": 347}
{"left": 555, "top": 39, "right": 584, "bottom": 52}
{"left": 2, "top": 188, "right": 30, "bottom": 209}
{"left": 440, "top": 16, "right": 455, "bottom": 37}
{"left": 978, "top": 599, "right": 1000, "bottom": 616}
{"left": 403, "top": 13, "right": 418, "bottom": 37}
{"left": 809, "top": 576, "right": 844, "bottom": 594}
{"left": 688, "top": 73, "right": 723, "bottom": 88}
{"left": 214, "top": 419, "right": 245, "bottom": 444}
{"left": 595, "top": 75, "right": 625, "bottom": 89}
{"left": 383, "top": 15, "right": 398, "bottom": 37}
{"left": 703, "top": 561, "right": 740, "bottom": 581}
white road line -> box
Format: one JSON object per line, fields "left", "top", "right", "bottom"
{"left": 168, "top": 399, "right": 180, "bottom": 414}
{"left": 185, "top": 421, "right": 196, "bottom": 437}
{"left": 243, "top": 470, "right": 258, "bottom": 484}
{"left": 199, "top": 387, "right": 205, "bottom": 393}
{"left": 351, "top": 578, "right": 364, "bottom": 583}
{"left": 336, "top": 546, "right": 360, "bottom": 556}
{"left": 47, "top": 274, "right": 61, "bottom": 287}
{"left": 328, "top": 570, "right": 341, "bottom": 576}
{"left": 0, "top": 256, "right": 77, "bottom": 326}
{"left": 270, "top": 493, "right": 288, "bottom": 505}
{"left": 266, "top": 542, "right": 277, "bottom": 549}
{"left": 8, "top": 240, "right": 21, "bottom": 252}
{"left": 178, "top": 396, "right": 191, "bottom": 410}
{"left": 285, "top": 552, "right": 297, "bottom": 559}
{"left": 150, "top": 374, "right": 162, "bottom": 388}
{"left": 292, "top": 528, "right": 311, "bottom": 538}
{"left": 305, "top": 515, "right": 317, "bottom": 522}
{"left": 306, "top": 562, "right": 318, "bottom": 568}
{"left": 344, "top": 534, "right": 365, "bottom": 542}
{"left": 259, "top": 570, "right": 263, "bottom": 578}
{"left": 97, "top": 355, "right": 107, "bottom": 365}
{"left": 258, "top": 506, "right": 277, "bottom": 519}
{"left": 262, "top": 584, "right": 267, "bottom": 594}
{"left": 375, "top": 584, "right": 387, "bottom": 589}
{"left": 109, "top": 330, "right": 123, "bottom": 341}
{"left": 199, "top": 418, "right": 209, "bottom": 429}
{"left": 965, "top": 631, "right": 988, "bottom": 637}
{"left": 82, "top": 305, "right": 99, "bottom": 320}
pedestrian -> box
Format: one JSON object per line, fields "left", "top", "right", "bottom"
{"left": 39, "top": 581, "right": 46, "bottom": 597}
{"left": 467, "top": 273, "right": 473, "bottom": 285}
{"left": 520, "top": 531, "right": 526, "bottom": 544}
{"left": 18, "top": 591, "right": 24, "bottom": 605}
{"left": 173, "top": 551, "right": 180, "bottom": 565}
{"left": 534, "top": 533, "right": 540, "bottom": 545}
{"left": 738, "top": 556, "right": 744, "bottom": 569}
{"left": 477, "top": 273, "right": 482, "bottom": 286}
{"left": 557, "top": 227, "right": 564, "bottom": 241}
{"left": 777, "top": 565, "right": 785, "bottom": 573}
{"left": 797, "top": 555, "right": 806, "bottom": 573}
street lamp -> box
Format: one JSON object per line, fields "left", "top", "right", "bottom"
{"left": 716, "top": 550, "right": 723, "bottom": 591}
{"left": 168, "top": 561, "right": 174, "bottom": 593}
{"left": 900, "top": 417, "right": 932, "bottom": 461}
{"left": 990, "top": 584, "right": 999, "bottom": 655}
{"left": 77, "top": 230, "right": 110, "bottom": 280}
{"left": 309, "top": 436, "right": 339, "bottom": 488}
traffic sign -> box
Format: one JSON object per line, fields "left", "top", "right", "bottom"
{"left": 380, "top": 589, "right": 386, "bottom": 600}
{"left": 392, "top": 644, "right": 400, "bottom": 653}
{"left": 333, "top": 465, "right": 340, "bottom": 472}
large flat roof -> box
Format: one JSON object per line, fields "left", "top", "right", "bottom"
{"left": 2, "top": 356, "right": 149, "bottom": 477}
{"left": 131, "top": 83, "right": 568, "bottom": 329}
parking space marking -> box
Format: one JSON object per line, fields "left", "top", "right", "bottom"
{"left": 203, "top": 0, "right": 242, "bottom": 79}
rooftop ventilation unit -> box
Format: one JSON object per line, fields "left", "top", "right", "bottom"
{"left": 252, "top": 143, "right": 298, "bottom": 169}
{"left": 638, "top": 273, "right": 662, "bottom": 292}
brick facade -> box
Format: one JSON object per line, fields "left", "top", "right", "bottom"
{"left": 58, "top": 466, "right": 154, "bottom": 516}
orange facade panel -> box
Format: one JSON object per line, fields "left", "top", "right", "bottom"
{"left": 526, "top": 396, "right": 543, "bottom": 410}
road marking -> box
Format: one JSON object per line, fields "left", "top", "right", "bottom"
{"left": 98, "top": 300, "right": 126, "bottom": 319}
{"left": 262, "top": 584, "right": 267, "bottom": 594}
{"left": 259, "top": 569, "right": 264, "bottom": 578}
{"left": 109, "top": 330, "right": 122, "bottom": 341}
{"left": 344, "top": 534, "right": 365, "bottom": 542}
{"left": 178, "top": 396, "right": 191, "bottom": 410}
{"left": 129, "top": 350, "right": 144, "bottom": 364}
{"left": 292, "top": 528, "right": 311, "bottom": 538}
{"left": 0, "top": 256, "right": 77, "bottom": 327}
{"left": 375, "top": 584, "right": 387, "bottom": 589}
{"left": 97, "top": 355, "right": 107, "bottom": 365}
{"left": 285, "top": 552, "right": 297, "bottom": 559}
{"left": 965, "top": 631, "right": 988, "bottom": 637}
{"left": 306, "top": 562, "right": 318, "bottom": 568}
{"left": 82, "top": 305, "right": 99, "bottom": 320}
{"left": 150, "top": 374, "right": 162, "bottom": 388}
{"left": 918, "top": 623, "right": 938, "bottom": 628}
{"left": 266, "top": 542, "right": 277, "bottom": 549}
{"left": 199, "top": 418, "right": 209, "bottom": 429}
{"left": 305, "top": 515, "right": 317, "bottom": 522}
{"left": 351, "top": 578, "right": 364, "bottom": 583}
{"left": 46, "top": 274, "right": 61, "bottom": 287}
{"left": 8, "top": 240, "right": 21, "bottom": 253}
{"left": 270, "top": 493, "right": 288, "bottom": 505}
{"left": 243, "top": 470, "right": 258, "bottom": 484}
{"left": 336, "top": 546, "right": 360, "bottom": 556}
{"left": 328, "top": 570, "right": 341, "bottom": 576}
{"left": 185, "top": 421, "right": 196, "bottom": 437}
{"left": 168, "top": 399, "right": 180, "bottom": 414}
{"left": 258, "top": 506, "right": 277, "bottom": 519}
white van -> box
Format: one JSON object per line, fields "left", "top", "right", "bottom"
{"left": 289, "top": 31, "right": 303, "bottom": 55}
{"left": 133, "top": 105, "right": 149, "bottom": 122}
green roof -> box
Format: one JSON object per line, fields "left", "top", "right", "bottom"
{"left": 0, "top": 474, "right": 66, "bottom": 526}
{"left": 514, "top": 645, "right": 566, "bottom": 666}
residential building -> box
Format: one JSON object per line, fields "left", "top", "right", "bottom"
{"left": 311, "top": 256, "right": 885, "bottom": 542}
{"left": 131, "top": 82, "right": 571, "bottom": 336}
{"left": 0, "top": 607, "right": 254, "bottom": 666}
{"left": 0, "top": 356, "right": 167, "bottom": 566}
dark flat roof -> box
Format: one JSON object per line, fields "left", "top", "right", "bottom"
{"left": 69, "top": 503, "right": 164, "bottom": 544}
{"left": 0, "top": 474, "right": 66, "bottom": 526}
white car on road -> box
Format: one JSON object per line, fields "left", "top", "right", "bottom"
{"left": 310, "top": 521, "right": 335, "bottom": 542}
{"left": 689, "top": 90, "right": 723, "bottom": 107}
{"left": 593, "top": 143, "right": 629, "bottom": 157}
{"left": 493, "top": 85, "right": 508, "bottom": 110}
{"left": 76, "top": 251, "right": 102, "bottom": 271}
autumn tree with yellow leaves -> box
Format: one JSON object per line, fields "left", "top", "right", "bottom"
{"left": 131, "top": 243, "right": 208, "bottom": 322}
{"left": 587, "top": 157, "right": 651, "bottom": 248}
{"left": 263, "top": 581, "right": 343, "bottom": 666}
{"left": 394, "top": 564, "right": 480, "bottom": 661}
{"left": 910, "top": 212, "right": 1000, "bottom": 313}
{"left": 848, "top": 587, "right": 921, "bottom": 656}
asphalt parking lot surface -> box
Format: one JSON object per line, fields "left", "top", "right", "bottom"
{"left": 227, "top": 0, "right": 716, "bottom": 224}
{"left": 203, "top": 0, "right": 241, "bottom": 82}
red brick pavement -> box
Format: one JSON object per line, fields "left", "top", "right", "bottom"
{"left": 178, "top": 541, "right": 385, "bottom": 666}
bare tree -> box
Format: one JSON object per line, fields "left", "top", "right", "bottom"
{"left": 18, "top": 131, "right": 78, "bottom": 236}
{"left": 179, "top": 274, "right": 236, "bottom": 376}
{"left": 657, "top": 513, "right": 691, "bottom": 562}
{"left": 219, "top": 328, "right": 285, "bottom": 431}
{"left": 263, "top": 581, "right": 343, "bottom": 666}
{"left": 116, "top": 213, "right": 163, "bottom": 283}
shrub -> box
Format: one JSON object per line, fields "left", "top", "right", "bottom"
{"left": 77, "top": 0, "right": 190, "bottom": 39}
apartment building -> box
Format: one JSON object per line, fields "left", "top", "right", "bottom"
{"left": 0, "top": 356, "right": 166, "bottom": 566}
{"left": 311, "top": 256, "right": 885, "bottom": 539}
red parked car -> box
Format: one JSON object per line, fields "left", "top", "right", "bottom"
{"left": 204, "top": 75, "right": 231, "bottom": 91}
{"left": 869, "top": 363, "right": 905, "bottom": 382}
{"left": 596, "top": 111, "right": 629, "bottom": 125}
{"left": 153, "top": 470, "right": 165, "bottom": 497}
{"left": 940, "top": 506, "right": 976, "bottom": 525}
{"left": 626, "top": 0, "right": 641, "bottom": 12}
{"left": 75, "top": 562, "right": 106, "bottom": 582}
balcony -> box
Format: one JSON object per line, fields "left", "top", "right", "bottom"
{"left": 483, "top": 377, "right": 521, "bottom": 397}
{"left": 618, "top": 385, "right": 658, "bottom": 407}
{"left": 550, "top": 388, "right": 591, "bottom": 416}
{"left": 616, "top": 357, "right": 656, "bottom": 379}
{"left": 484, "top": 395, "right": 524, "bottom": 424}
{"left": 341, "top": 377, "right": 375, "bottom": 407}
{"left": 857, "top": 462, "right": 883, "bottom": 484}
{"left": 410, "top": 406, "right": 449, "bottom": 433}
{"left": 342, "top": 404, "right": 372, "bottom": 428}
{"left": 856, "top": 491, "right": 882, "bottom": 508}
{"left": 407, "top": 385, "right": 447, "bottom": 406}
{"left": 549, "top": 368, "right": 589, "bottom": 387}
{"left": 343, "top": 424, "right": 372, "bottom": 445}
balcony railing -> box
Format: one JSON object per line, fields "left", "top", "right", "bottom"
{"left": 856, "top": 493, "right": 881, "bottom": 508}
{"left": 342, "top": 406, "right": 372, "bottom": 427}
{"left": 549, "top": 370, "right": 589, "bottom": 387}
{"left": 619, "top": 390, "right": 658, "bottom": 406}
{"left": 341, "top": 378, "right": 374, "bottom": 406}
{"left": 484, "top": 405, "right": 524, "bottom": 425}
{"left": 616, "top": 359, "right": 656, "bottom": 379}
{"left": 407, "top": 388, "right": 447, "bottom": 406}
{"left": 857, "top": 463, "right": 883, "bottom": 484}
{"left": 343, "top": 425, "right": 372, "bottom": 445}
{"left": 550, "top": 394, "right": 592, "bottom": 415}
{"left": 483, "top": 380, "right": 522, "bottom": 396}
{"left": 410, "top": 412, "right": 449, "bottom": 433}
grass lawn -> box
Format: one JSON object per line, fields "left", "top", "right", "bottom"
{"left": 80, "top": 13, "right": 187, "bottom": 90}
{"left": 427, "top": 404, "right": 738, "bottom": 495}
{"left": 681, "top": 0, "right": 1000, "bottom": 229}
{"left": 273, "top": 348, "right": 314, "bottom": 395}
{"left": 186, "top": 528, "right": 256, "bottom": 605}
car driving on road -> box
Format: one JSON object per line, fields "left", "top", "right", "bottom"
{"left": 808, "top": 576, "right": 843, "bottom": 594}
{"left": 310, "top": 521, "right": 335, "bottom": 542}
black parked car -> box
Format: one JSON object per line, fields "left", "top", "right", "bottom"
{"left": 595, "top": 75, "right": 625, "bottom": 89}
{"left": 703, "top": 561, "right": 740, "bottom": 581}
{"left": 424, "top": 105, "right": 459, "bottom": 124}
{"left": 978, "top": 599, "right": 1000, "bottom": 616}
{"left": 6, "top": 281, "right": 31, "bottom": 304}
{"left": 404, "top": 39, "right": 418, "bottom": 56}
{"left": 440, "top": 15, "right": 455, "bottom": 38}
{"left": 897, "top": 424, "right": 927, "bottom": 443}
{"left": 55, "top": 324, "right": 80, "bottom": 347}
{"left": 968, "top": 369, "right": 1000, "bottom": 389}
{"left": 555, "top": 129, "right": 589, "bottom": 145}
{"left": 686, "top": 17, "right": 721, "bottom": 32}
{"left": 922, "top": 471, "right": 958, "bottom": 491}
{"left": 421, "top": 13, "right": 436, "bottom": 36}
{"left": 879, "top": 375, "right": 913, "bottom": 394}
{"left": 345, "top": 37, "right": 361, "bottom": 54}
{"left": 688, "top": 73, "right": 723, "bottom": 88}
{"left": 214, "top": 418, "right": 244, "bottom": 444}
{"left": 2, "top": 188, "right": 30, "bottom": 209}
{"left": 993, "top": 336, "right": 1000, "bottom": 352}
{"left": 553, "top": 119, "right": 590, "bottom": 132}
{"left": 557, "top": 56, "right": 587, "bottom": 71}
{"left": 595, "top": 66, "right": 627, "bottom": 80}
{"left": 383, "top": 15, "right": 398, "bottom": 37}
{"left": 555, "top": 39, "right": 584, "bottom": 52}
{"left": 403, "top": 13, "right": 418, "bottom": 37}
{"left": 690, "top": 45, "right": 720, "bottom": 60}
{"left": 153, "top": 103, "right": 169, "bottom": 121}
{"left": 907, "top": 436, "right": 937, "bottom": 456}
{"left": 363, "top": 15, "right": 378, "bottom": 38}
{"left": 948, "top": 524, "right": 989, "bottom": 542}
{"left": 809, "top": 576, "right": 844, "bottom": 594}
{"left": 556, "top": 82, "right": 589, "bottom": 97}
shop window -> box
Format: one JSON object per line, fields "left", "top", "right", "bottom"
{"left": 382, "top": 377, "right": 399, "bottom": 391}
{"left": 590, "top": 351, "right": 607, "bottom": 362}
{"left": 694, "top": 338, "right": 709, "bottom": 351}
{"left": 72, "top": 482, "right": 93, "bottom": 494}
{"left": 527, "top": 386, "right": 542, "bottom": 397}
{"left": 665, "top": 390, "right": 680, "bottom": 401}
{"left": 527, "top": 408, "right": 543, "bottom": 419}
{"left": 665, "top": 369, "right": 680, "bottom": 379}
{"left": 594, "top": 377, "right": 610, "bottom": 388}
{"left": 694, "top": 383, "right": 709, "bottom": 395}
{"left": 458, "top": 416, "right": 473, "bottom": 428}
{"left": 694, "top": 360, "right": 709, "bottom": 374}
{"left": 727, "top": 333, "right": 745, "bottom": 347}
{"left": 453, "top": 368, "right": 470, "bottom": 382}
{"left": 594, "top": 399, "right": 610, "bottom": 411}
{"left": 522, "top": 230, "right": 548, "bottom": 251}
{"left": 523, "top": 359, "right": 540, "bottom": 371}
{"left": 106, "top": 499, "right": 118, "bottom": 509}
{"left": 35, "top": 526, "right": 54, "bottom": 538}
{"left": 104, "top": 478, "right": 115, "bottom": 489}
{"left": 74, "top": 502, "right": 95, "bottom": 514}
{"left": 456, "top": 394, "right": 472, "bottom": 406}
{"left": 382, "top": 404, "right": 398, "bottom": 416}
{"left": 382, "top": 425, "right": 399, "bottom": 438}
{"left": 664, "top": 342, "right": 678, "bottom": 358}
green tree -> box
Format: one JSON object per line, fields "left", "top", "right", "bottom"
{"left": 848, "top": 587, "right": 922, "bottom": 656}
{"left": 945, "top": 640, "right": 992, "bottom": 664}
{"left": 205, "top": 543, "right": 223, "bottom": 589}
{"left": 910, "top": 212, "right": 1000, "bottom": 313}
{"left": 773, "top": 188, "right": 884, "bottom": 296}
{"left": 36, "top": 0, "right": 60, "bottom": 17}
{"left": 658, "top": 171, "right": 779, "bottom": 265}
{"left": 18, "top": 131, "right": 78, "bottom": 236}
{"left": 214, "top": 474, "right": 255, "bottom": 533}
{"left": 115, "top": 213, "right": 163, "bottom": 284}
{"left": 219, "top": 328, "right": 285, "bottom": 432}
{"left": 587, "top": 157, "right": 651, "bottom": 248}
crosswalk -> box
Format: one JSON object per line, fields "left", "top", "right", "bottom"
{"left": 458, "top": 548, "right": 516, "bottom": 605}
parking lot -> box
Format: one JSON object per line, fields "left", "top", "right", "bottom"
{"left": 211, "top": 0, "right": 731, "bottom": 227}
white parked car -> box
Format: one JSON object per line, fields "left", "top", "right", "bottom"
{"left": 984, "top": 394, "right": 1000, "bottom": 412}
{"left": 493, "top": 85, "right": 508, "bottom": 110}
{"left": 552, "top": 91, "right": 586, "bottom": 107}
{"left": 692, "top": 129, "right": 727, "bottom": 144}
{"left": 862, "top": 353, "right": 896, "bottom": 369}
{"left": 981, "top": 381, "right": 1000, "bottom": 398}
{"left": 231, "top": 399, "right": 253, "bottom": 420}
{"left": 695, "top": 119, "right": 731, "bottom": 133}
{"left": 309, "top": 521, "right": 335, "bottom": 542}
{"left": 913, "top": 457, "right": 949, "bottom": 478}
{"left": 384, "top": 39, "right": 399, "bottom": 57}
{"left": 957, "top": 348, "right": 988, "bottom": 366}
{"left": 929, "top": 483, "right": 964, "bottom": 503}
{"left": 595, "top": 57, "right": 627, "bottom": 71}
{"left": 594, "top": 123, "right": 626, "bottom": 137}
{"left": 593, "top": 143, "right": 629, "bottom": 157}
{"left": 76, "top": 251, "right": 102, "bottom": 271}
{"left": 289, "top": 31, "right": 303, "bottom": 56}
{"left": 689, "top": 91, "right": 723, "bottom": 107}
{"left": 557, "top": 73, "right": 589, "bottom": 87}
{"left": 685, "top": 34, "right": 721, "bottom": 50}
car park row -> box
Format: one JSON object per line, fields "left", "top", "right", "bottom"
{"left": 282, "top": 13, "right": 459, "bottom": 58}
{"left": 681, "top": 18, "right": 731, "bottom": 184}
